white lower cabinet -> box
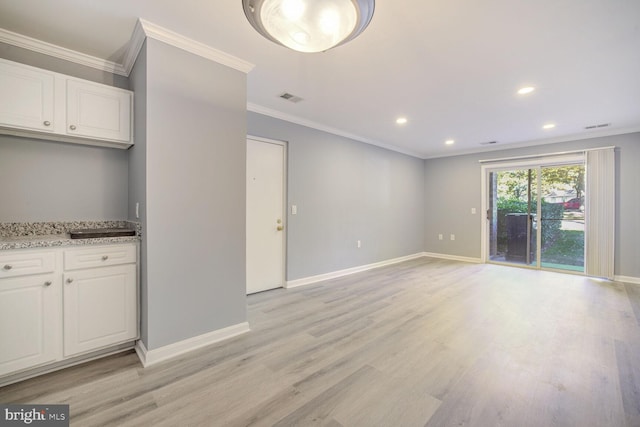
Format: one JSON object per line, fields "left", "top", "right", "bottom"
{"left": 63, "top": 264, "right": 137, "bottom": 357}
{"left": 0, "top": 273, "right": 59, "bottom": 376}
{"left": 0, "top": 243, "right": 138, "bottom": 381}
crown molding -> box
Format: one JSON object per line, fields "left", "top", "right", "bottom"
{"left": 132, "top": 19, "right": 254, "bottom": 74}
{"left": 423, "top": 125, "right": 640, "bottom": 160}
{"left": 1, "top": 19, "right": 254, "bottom": 77}
{"left": 247, "top": 103, "right": 424, "bottom": 159}
{"left": 120, "top": 19, "right": 147, "bottom": 76}
{"left": 0, "top": 27, "right": 128, "bottom": 76}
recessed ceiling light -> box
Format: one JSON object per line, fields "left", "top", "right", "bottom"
{"left": 396, "top": 117, "right": 408, "bottom": 125}
{"left": 517, "top": 86, "right": 535, "bottom": 95}
{"left": 445, "top": 139, "right": 455, "bottom": 145}
{"left": 543, "top": 123, "right": 556, "bottom": 129}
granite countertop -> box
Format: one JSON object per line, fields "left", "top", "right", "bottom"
{"left": 0, "top": 221, "right": 141, "bottom": 251}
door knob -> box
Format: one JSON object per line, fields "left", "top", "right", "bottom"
{"left": 277, "top": 225, "right": 284, "bottom": 231}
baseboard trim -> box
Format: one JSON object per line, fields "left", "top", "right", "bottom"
{"left": 422, "top": 252, "right": 482, "bottom": 264}
{"left": 285, "top": 253, "right": 426, "bottom": 289}
{"left": 0, "top": 342, "right": 135, "bottom": 388}
{"left": 135, "top": 322, "right": 250, "bottom": 367}
{"left": 615, "top": 275, "right": 640, "bottom": 285}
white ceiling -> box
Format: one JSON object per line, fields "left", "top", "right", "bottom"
{"left": 1, "top": 0, "right": 639, "bottom": 158}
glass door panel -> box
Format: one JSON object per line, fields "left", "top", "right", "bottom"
{"left": 488, "top": 169, "right": 537, "bottom": 267}
{"left": 539, "top": 165, "right": 585, "bottom": 272}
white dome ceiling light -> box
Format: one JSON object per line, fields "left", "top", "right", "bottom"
{"left": 243, "top": 0, "right": 375, "bottom": 53}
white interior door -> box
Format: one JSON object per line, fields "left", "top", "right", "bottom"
{"left": 246, "top": 137, "right": 286, "bottom": 294}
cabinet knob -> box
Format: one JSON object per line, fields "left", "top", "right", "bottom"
{"left": 2, "top": 264, "right": 12, "bottom": 270}
{"left": 69, "top": 125, "right": 77, "bottom": 131}
{"left": 44, "top": 281, "right": 52, "bottom": 287}
{"left": 66, "top": 278, "right": 74, "bottom": 284}
{"left": 43, "top": 121, "right": 51, "bottom": 126}
{"left": 102, "top": 255, "right": 109, "bottom": 261}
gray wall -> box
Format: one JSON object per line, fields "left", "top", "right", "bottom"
{"left": 0, "top": 136, "right": 128, "bottom": 221}
{"left": 128, "top": 40, "right": 148, "bottom": 344}
{"left": 424, "top": 132, "right": 640, "bottom": 278}
{"left": 133, "top": 39, "right": 247, "bottom": 350}
{"left": 0, "top": 43, "right": 130, "bottom": 222}
{"left": 248, "top": 112, "right": 426, "bottom": 281}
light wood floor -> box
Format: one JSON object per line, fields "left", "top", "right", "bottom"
{"left": 2, "top": 258, "right": 640, "bottom": 426}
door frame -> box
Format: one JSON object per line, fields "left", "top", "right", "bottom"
{"left": 246, "top": 135, "right": 288, "bottom": 292}
{"left": 480, "top": 153, "right": 584, "bottom": 271}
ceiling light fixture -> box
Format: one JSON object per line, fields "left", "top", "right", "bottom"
{"left": 517, "top": 86, "right": 535, "bottom": 95}
{"left": 542, "top": 123, "right": 556, "bottom": 129}
{"left": 445, "top": 139, "right": 455, "bottom": 145}
{"left": 396, "top": 117, "right": 408, "bottom": 125}
{"left": 243, "top": 0, "right": 375, "bottom": 53}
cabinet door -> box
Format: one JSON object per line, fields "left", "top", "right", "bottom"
{"left": 0, "top": 59, "right": 55, "bottom": 132}
{"left": 63, "top": 264, "right": 137, "bottom": 357}
{"left": 66, "top": 79, "right": 132, "bottom": 143}
{"left": 0, "top": 275, "right": 59, "bottom": 376}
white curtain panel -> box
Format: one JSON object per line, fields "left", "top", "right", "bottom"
{"left": 585, "top": 148, "right": 616, "bottom": 279}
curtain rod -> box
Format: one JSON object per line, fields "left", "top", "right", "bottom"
{"left": 478, "top": 146, "right": 616, "bottom": 164}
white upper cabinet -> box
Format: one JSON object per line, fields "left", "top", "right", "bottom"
{"left": 0, "top": 58, "right": 133, "bottom": 149}
{"left": 0, "top": 60, "right": 55, "bottom": 133}
{"left": 66, "top": 79, "right": 131, "bottom": 143}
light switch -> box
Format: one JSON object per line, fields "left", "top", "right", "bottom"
{"left": 471, "top": 208, "right": 476, "bottom": 214}
{"left": 291, "top": 205, "right": 297, "bottom": 215}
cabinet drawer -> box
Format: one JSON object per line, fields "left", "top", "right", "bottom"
{"left": 64, "top": 244, "right": 136, "bottom": 270}
{"left": 0, "top": 251, "right": 56, "bottom": 279}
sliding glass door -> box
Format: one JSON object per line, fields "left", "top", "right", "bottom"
{"left": 486, "top": 161, "right": 585, "bottom": 273}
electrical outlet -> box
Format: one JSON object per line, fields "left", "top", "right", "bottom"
{"left": 438, "top": 234, "right": 443, "bottom": 240}
{"left": 450, "top": 234, "right": 455, "bottom": 241}
{"left": 471, "top": 207, "right": 477, "bottom": 214}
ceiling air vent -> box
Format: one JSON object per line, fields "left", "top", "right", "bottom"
{"left": 584, "top": 123, "right": 611, "bottom": 130}
{"left": 279, "top": 92, "right": 304, "bottom": 103}
{"left": 480, "top": 141, "right": 498, "bottom": 145}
